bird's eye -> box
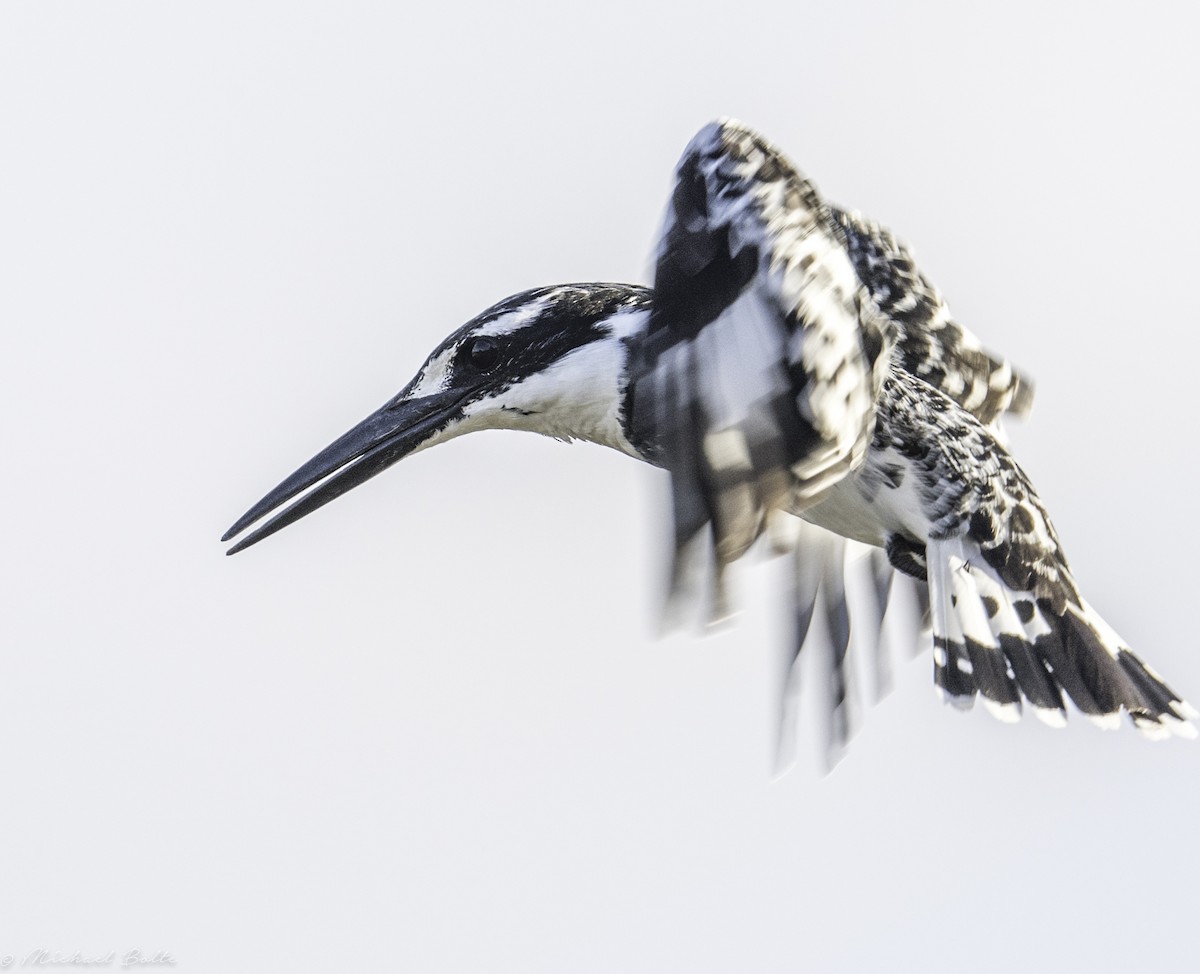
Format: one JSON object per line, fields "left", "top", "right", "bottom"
{"left": 464, "top": 336, "right": 501, "bottom": 371}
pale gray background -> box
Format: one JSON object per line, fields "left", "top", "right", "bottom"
{"left": 3, "top": 2, "right": 1197, "bottom": 971}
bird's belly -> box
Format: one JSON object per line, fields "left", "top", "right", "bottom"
{"left": 792, "top": 451, "right": 929, "bottom": 548}
{"left": 795, "top": 482, "right": 889, "bottom": 546}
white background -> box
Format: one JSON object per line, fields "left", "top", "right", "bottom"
{"left": 3, "top": 3, "right": 1197, "bottom": 971}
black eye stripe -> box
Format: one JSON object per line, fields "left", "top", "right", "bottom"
{"left": 444, "top": 286, "right": 653, "bottom": 392}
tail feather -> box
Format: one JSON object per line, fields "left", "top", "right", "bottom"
{"left": 925, "top": 539, "right": 1196, "bottom": 738}
{"left": 1057, "top": 608, "right": 1132, "bottom": 724}
{"left": 949, "top": 557, "right": 1022, "bottom": 721}
{"left": 772, "top": 520, "right": 834, "bottom": 776}
{"left": 821, "top": 538, "right": 854, "bottom": 756}
{"left": 966, "top": 566, "right": 1067, "bottom": 724}
{"left": 928, "top": 550, "right": 977, "bottom": 709}
{"left": 1117, "top": 652, "right": 1194, "bottom": 728}
{"left": 866, "top": 547, "right": 895, "bottom": 701}
{"left": 1077, "top": 602, "right": 1197, "bottom": 739}
{"left": 997, "top": 633, "right": 1066, "bottom": 725}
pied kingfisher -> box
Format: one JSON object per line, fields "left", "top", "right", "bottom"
{"left": 223, "top": 119, "right": 1197, "bottom": 762}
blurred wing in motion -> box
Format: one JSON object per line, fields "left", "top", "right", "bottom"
{"left": 771, "top": 519, "right": 929, "bottom": 774}
{"left": 628, "top": 119, "right": 891, "bottom": 619}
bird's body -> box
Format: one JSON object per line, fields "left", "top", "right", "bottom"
{"left": 223, "top": 119, "right": 1196, "bottom": 757}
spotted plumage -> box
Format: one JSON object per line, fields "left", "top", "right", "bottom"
{"left": 221, "top": 118, "right": 1197, "bottom": 769}
{"left": 842, "top": 369, "right": 1193, "bottom": 735}
{"left": 830, "top": 207, "right": 1034, "bottom": 424}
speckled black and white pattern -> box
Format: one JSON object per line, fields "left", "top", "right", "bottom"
{"left": 625, "top": 118, "right": 1195, "bottom": 758}
{"left": 830, "top": 207, "right": 1034, "bottom": 425}
{"left": 831, "top": 368, "right": 1197, "bottom": 737}
{"left": 871, "top": 370, "right": 1073, "bottom": 603}
{"left": 223, "top": 118, "right": 1197, "bottom": 761}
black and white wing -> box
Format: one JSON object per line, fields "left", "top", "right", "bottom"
{"left": 627, "top": 119, "right": 891, "bottom": 612}
{"left": 830, "top": 206, "right": 1033, "bottom": 425}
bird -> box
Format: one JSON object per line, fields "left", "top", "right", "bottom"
{"left": 222, "top": 118, "right": 1196, "bottom": 761}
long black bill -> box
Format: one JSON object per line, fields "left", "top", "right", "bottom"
{"left": 221, "top": 388, "right": 465, "bottom": 555}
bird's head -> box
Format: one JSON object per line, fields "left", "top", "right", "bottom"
{"left": 223, "top": 283, "right": 653, "bottom": 554}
